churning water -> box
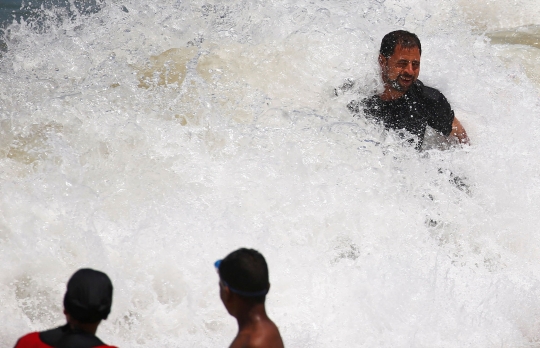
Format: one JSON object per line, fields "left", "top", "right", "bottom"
{"left": 1, "top": 0, "right": 540, "bottom": 346}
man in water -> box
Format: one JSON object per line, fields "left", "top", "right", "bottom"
{"left": 14, "top": 268, "right": 117, "bottom": 348}
{"left": 215, "top": 248, "right": 284, "bottom": 348}
{"left": 351, "top": 30, "right": 469, "bottom": 149}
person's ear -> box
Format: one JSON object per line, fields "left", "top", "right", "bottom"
{"left": 221, "top": 284, "right": 232, "bottom": 302}
{"left": 64, "top": 309, "right": 72, "bottom": 324}
{"left": 378, "top": 54, "right": 386, "bottom": 68}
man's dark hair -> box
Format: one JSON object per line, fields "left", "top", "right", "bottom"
{"left": 219, "top": 248, "right": 269, "bottom": 303}
{"left": 63, "top": 268, "right": 113, "bottom": 323}
{"left": 380, "top": 30, "right": 422, "bottom": 58}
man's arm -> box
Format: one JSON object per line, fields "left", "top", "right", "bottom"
{"left": 451, "top": 117, "right": 470, "bottom": 145}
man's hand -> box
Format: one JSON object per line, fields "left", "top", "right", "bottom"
{"left": 451, "top": 117, "right": 470, "bottom": 145}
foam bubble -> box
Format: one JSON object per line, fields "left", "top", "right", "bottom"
{"left": 1, "top": 0, "right": 540, "bottom": 346}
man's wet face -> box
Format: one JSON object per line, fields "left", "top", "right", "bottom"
{"left": 380, "top": 45, "right": 421, "bottom": 93}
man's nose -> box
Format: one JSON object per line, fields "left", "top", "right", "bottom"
{"left": 404, "top": 63, "right": 415, "bottom": 75}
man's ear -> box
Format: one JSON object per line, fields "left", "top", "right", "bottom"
{"left": 378, "top": 54, "right": 386, "bottom": 68}
{"left": 222, "top": 284, "right": 232, "bottom": 302}
{"left": 64, "top": 309, "right": 73, "bottom": 325}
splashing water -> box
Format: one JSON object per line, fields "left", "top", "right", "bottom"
{"left": 1, "top": 0, "right": 540, "bottom": 346}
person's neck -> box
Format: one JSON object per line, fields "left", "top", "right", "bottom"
{"left": 68, "top": 321, "right": 100, "bottom": 335}
{"left": 379, "top": 86, "right": 406, "bottom": 101}
{"left": 235, "top": 303, "right": 269, "bottom": 330}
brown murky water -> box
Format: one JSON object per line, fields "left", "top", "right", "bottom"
{"left": 486, "top": 25, "right": 540, "bottom": 88}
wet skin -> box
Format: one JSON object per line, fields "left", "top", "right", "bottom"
{"left": 377, "top": 44, "right": 469, "bottom": 144}
{"left": 219, "top": 281, "right": 284, "bottom": 348}
{"left": 378, "top": 45, "right": 421, "bottom": 101}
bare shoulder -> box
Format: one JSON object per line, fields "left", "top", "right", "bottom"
{"left": 230, "top": 320, "right": 284, "bottom": 348}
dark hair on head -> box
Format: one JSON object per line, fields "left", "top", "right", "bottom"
{"left": 63, "top": 268, "right": 113, "bottom": 323}
{"left": 218, "top": 248, "right": 269, "bottom": 303}
{"left": 380, "top": 30, "right": 422, "bottom": 58}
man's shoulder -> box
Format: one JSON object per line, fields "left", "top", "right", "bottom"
{"left": 358, "top": 94, "right": 383, "bottom": 115}
{"left": 230, "top": 321, "right": 284, "bottom": 348}
{"left": 230, "top": 333, "right": 284, "bottom": 348}
{"left": 35, "top": 324, "right": 114, "bottom": 348}
{"left": 347, "top": 93, "right": 378, "bottom": 114}
{"left": 415, "top": 80, "right": 449, "bottom": 103}
{"left": 362, "top": 94, "right": 381, "bottom": 105}
{"left": 14, "top": 332, "right": 51, "bottom": 348}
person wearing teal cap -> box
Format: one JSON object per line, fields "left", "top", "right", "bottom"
{"left": 215, "top": 248, "right": 284, "bottom": 348}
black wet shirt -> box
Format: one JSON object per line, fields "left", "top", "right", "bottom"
{"left": 355, "top": 80, "right": 454, "bottom": 148}
{"left": 39, "top": 324, "right": 112, "bottom": 348}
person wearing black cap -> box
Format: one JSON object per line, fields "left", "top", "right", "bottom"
{"left": 215, "top": 248, "right": 284, "bottom": 348}
{"left": 14, "top": 268, "right": 117, "bottom": 348}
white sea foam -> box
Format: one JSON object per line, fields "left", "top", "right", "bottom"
{"left": 458, "top": 0, "right": 540, "bottom": 31}
{"left": 1, "top": 0, "right": 540, "bottom": 346}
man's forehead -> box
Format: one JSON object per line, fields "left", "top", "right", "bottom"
{"left": 391, "top": 45, "right": 421, "bottom": 59}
